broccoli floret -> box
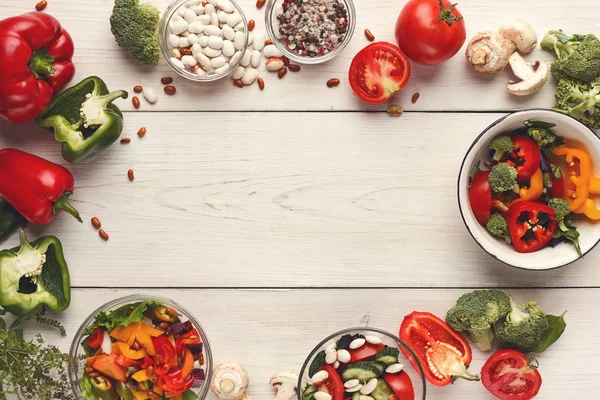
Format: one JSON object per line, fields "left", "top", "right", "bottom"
{"left": 490, "top": 136, "right": 514, "bottom": 162}
{"left": 446, "top": 290, "right": 512, "bottom": 351}
{"left": 486, "top": 213, "right": 511, "bottom": 244}
{"left": 488, "top": 163, "right": 519, "bottom": 193}
{"left": 110, "top": 0, "right": 160, "bottom": 65}
{"left": 496, "top": 299, "right": 549, "bottom": 353}
{"left": 553, "top": 78, "right": 600, "bottom": 129}
{"left": 548, "top": 198, "right": 582, "bottom": 255}
{"left": 526, "top": 127, "right": 556, "bottom": 147}
{"left": 548, "top": 198, "right": 570, "bottom": 222}
{"left": 546, "top": 33, "right": 600, "bottom": 82}
{"left": 541, "top": 30, "right": 586, "bottom": 60}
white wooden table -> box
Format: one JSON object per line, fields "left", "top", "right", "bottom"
{"left": 1, "top": 0, "right": 599, "bottom": 398}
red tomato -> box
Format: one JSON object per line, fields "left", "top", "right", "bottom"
{"left": 469, "top": 171, "right": 492, "bottom": 225}
{"left": 383, "top": 372, "right": 415, "bottom": 400}
{"left": 348, "top": 42, "right": 411, "bottom": 104}
{"left": 87, "top": 326, "right": 104, "bottom": 349}
{"left": 319, "top": 364, "right": 345, "bottom": 400}
{"left": 394, "top": 0, "right": 466, "bottom": 65}
{"left": 152, "top": 336, "right": 176, "bottom": 376}
{"left": 481, "top": 349, "right": 542, "bottom": 400}
{"left": 349, "top": 342, "right": 384, "bottom": 362}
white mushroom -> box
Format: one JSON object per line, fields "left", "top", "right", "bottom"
{"left": 270, "top": 371, "right": 299, "bottom": 400}
{"left": 499, "top": 19, "right": 538, "bottom": 54}
{"left": 211, "top": 361, "right": 250, "bottom": 400}
{"left": 466, "top": 31, "right": 517, "bottom": 73}
{"left": 506, "top": 52, "right": 549, "bottom": 96}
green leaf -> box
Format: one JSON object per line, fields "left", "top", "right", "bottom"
{"left": 85, "top": 300, "right": 166, "bottom": 336}
{"left": 182, "top": 390, "right": 199, "bottom": 400}
{"left": 523, "top": 120, "right": 557, "bottom": 129}
{"left": 119, "top": 300, "right": 165, "bottom": 328}
{"left": 80, "top": 373, "right": 96, "bottom": 399}
{"left": 532, "top": 312, "right": 567, "bottom": 353}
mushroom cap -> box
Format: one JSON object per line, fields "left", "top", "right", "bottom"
{"left": 211, "top": 361, "right": 250, "bottom": 400}
{"left": 506, "top": 52, "right": 549, "bottom": 96}
{"left": 466, "top": 31, "right": 517, "bottom": 74}
{"left": 270, "top": 371, "right": 299, "bottom": 400}
{"left": 500, "top": 19, "right": 538, "bottom": 54}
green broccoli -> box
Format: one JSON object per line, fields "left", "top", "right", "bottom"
{"left": 525, "top": 127, "right": 556, "bottom": 147}
{"left": 548, "top": 198, "right": 582, "bottom": 255}
{"left": 553, "top": 78, "right": 600, "bottom": 129}
{"left": 496, "top": 299, "right": 549, "bottom": 353}
{"left": 541, "top": 30, "right": 586, "bottom": 60}
{"left": 446, "top": 290, "right": 512, "bottom": 351}
{"left": 486, "top": 213, "right": 511, "bottom": 244}
{"left": 542, "top": 32, "right": 600, "bottom": 82}
{"left": 488, "top": 163, "right": 519, "bottom": 193}
{"left": 110, "top": 0, "right": 160, "bottom": 65}
{"left": 489, "top": 136, "right": 514, "bottom": 162}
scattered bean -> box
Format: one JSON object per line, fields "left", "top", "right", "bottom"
{"left": 364, "top": 29, "right": 375, "bottom": 42}
{"left": 266, "top": 57, "right": 284, "bottom": 71}
{"left": 91, "top": 217, "right": 101, "bottom": 229}
{"left": 386, "top": 104, "right": 403, "bottom": 117}
{"left": 248, "top": 19, "right": 255, "bottom": 31}
{"left": 35, "top": 0, "right": 47, "bottom": 11}
{"left": 128, "top": 169, "right": 135, "bottom": 181}
{"left": 143, "top": 87, "right": 157, "bottom": 104}
{"left": 256, "top": 0, "right": 266, "bottom": 8}
{"left": 288, "top": 63, "right": 301, "bottom": 72}
{"left": 180, "top": 48, "right": 192, "bottom": 55}
{"left": 265, "top": 39, "right": 273, "bottom": 46}
{"left": 327, "top": 78, "right": 340, "bottom": 87}
{"left": 232, "top": 66, "right": 245, "bottom": 80}
{"left": 278, "top": 67, "right": 288, "bottom": 79}
{"left": 98, "top": 229, "right": 109, "bottom": 241}
{"left": 120, "top": 138, "right": 131, "bottom": 144}
{"left": 241, "top": 68, "right": 259, "bottom": 85}
{"left": 132, "top": 96, "right": 141, "bottom": 109}
{"left": 263, "top": 45, "right": 283, "bottom": 58}
{"left": 233, "top": 79, "right": 244, "bottom": 88}
{"left": 412, "top": 92, "right": 420, "bottom": 104}
{"left": 137, "top": 127, "right": 147, "bottom": 138}
{"left": 282, "top": 55, "right": 290, "bottom": 66}
{"left": 257, "top": 77, "right": 265, "bottom": 90}
{"left": 161, "top": 77, "right": 174, "bottom": 84}
{"left": 164, "top": 85, "right": 177, "bottom": 95}
{"left": 133, "top": 86, "right": 143, "bottom": 93}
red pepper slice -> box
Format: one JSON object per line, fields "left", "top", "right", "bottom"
{"left": 140, "top": 356, "right": 154, "bottom": 369}
{"left": 469, "top": 171, "right": 492, "bottom": 225}
{"left": 506, "top": 201, "right": 558, "bottom": 253}
{"left": 548, "top": 170, "right": 565, "bottom": 198}
{"left": 152, "top": 335, "right": 176, "bottom": 376}
{"left": 399, "top": 311, "right": 479, "bottom": 387}
{"left": 176, "top": 328, "right": 201, "bottom": 354}
{"left": 157, "top": 368, "right": 195, "bottom": 395}
{"left": 511, "top": 137, "right": 541, "bottom": 182}
{"left": 114, "top": 354, "right": 141, "bottom": 368}
{"left": 87, "top": 326, "right": 104, "bottom": 349}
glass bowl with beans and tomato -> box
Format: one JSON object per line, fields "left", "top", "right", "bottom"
{"left": 458, "top": 109, "right": 600, "bottom": 270}
{"left": 298, "top": 328, "right": 426, "bottom": 400}
{"left": 68, "top": 295, "right": 212, "bottom": 400}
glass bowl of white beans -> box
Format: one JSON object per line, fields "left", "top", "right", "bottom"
{"left": 159, "top": 0, "right": 249, "bottom": 82}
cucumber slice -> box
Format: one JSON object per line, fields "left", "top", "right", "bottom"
{"left": 362, "top": 361, "right": 386, "bottom": 375}
{"left": 375, "top": 347, "right": 400, "bottom": 366}
{"left": 351, "top": 393, "right": 361, "bottom": 400}
{"left": 309, "top": 351, "right": 326, "bottom": 378}
{"left": 370, "top": 379, "right": 393, "bottom": 400}
{"left": 341, "top": 362, "right": 382, "bottom": 382}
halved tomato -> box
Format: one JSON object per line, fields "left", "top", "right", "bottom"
{"left": 481, "top": 349, "right": 542, "bottom": 400}
{"left": 384, "top": 372, "right": 415, "bottom": 400}
{"left": 349, "top": 343, "right": 385, "bottom": 362}
{"left": 319, "top": 364, "right": 346, "bottom": 400}
{"left": 348, "top": 42, "right": 411, "bottom": 104}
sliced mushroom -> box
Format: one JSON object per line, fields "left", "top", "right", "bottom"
{"left": 466, "top": 32, "right": 517, "bottom": 73}
{"left": 211, "top": 361, "right": 250, "bottom": 400}
{"left": 499, "top": 19, "right": 538, "bottom": 54}
{"left": 270, "top": 371, "right": 298, "bottom": 400}
{"left": 506, "top": 52, "right": 548, "bottom": 96}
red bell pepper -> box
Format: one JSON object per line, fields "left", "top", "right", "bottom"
{"left": 152, "top": 335, "right": 177, "bottom": 376}
{"left": 157, "top": 368, "right": 195, "bottom": 395}
{"left": 0, "top": 12, "right": 75, "bottom": 123}
{"left": 176, "top": 328, "right": 201, "bottom": 354}
{"left": 510, "top": 137, "right": 541, "bottom": 182}
{"left": 506, "top": 201, "right": 558, "bottom": 253}
{"left": 87, "top": 326, "right": 104, "bottom": 350}
{"left": 0, "top": 148, "right": 81, "bottom": 224}
{"left": 399, "top": 311, "right": 479, "bottom": 387}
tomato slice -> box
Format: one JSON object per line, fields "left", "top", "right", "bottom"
{"left": 87, "top": 326, "right": 104, "bottom": 349}
{"left": 383, "top": 372, "right": 415, "bottom": 400}
{"left": 481, "top": 349, "right": 542, "bottom": 400}
{"left": 348, "top": 42, "right": 411, "bottom": 104}
{"left": 469, "top": 171, "right": 492, "bottom": 225}
{"left": 349, "top": 343, "right": 384, "bottom": 362}
{"left": 319, "top": 364, "right": 345, "bottom": 400}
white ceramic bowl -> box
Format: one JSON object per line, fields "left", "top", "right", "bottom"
{"left": 458, "top": 109, "right": 600, "bottom": 270}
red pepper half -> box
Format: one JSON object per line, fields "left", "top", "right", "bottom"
{"left": 152, "top": 335, "right": 176, "bottom": 376}
{"left": 157, "top": 368, "right": 195, "bottom": 395}
{"left": 0, "top": 12, "right": 75, "bottom": 123}
{"left": 0, "top": 148, "right": 81, "bottom": 224}
{"left": 87, "top": 326, "right": 104, "bottom": 349}
{"left": 399, "top": 311, "right": 479, "bottom": 387}
{"left": 506, "top": 201, "right": 558, "bottom": 253}
{"left": 510, "top": 137, "right": 541, "bottom": 182}
{"left": 176, "top": 328, "right": 201, "bottom": 354}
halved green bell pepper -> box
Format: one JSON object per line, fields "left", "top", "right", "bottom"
{"left": 36, "top": 76, "right": 128, "bottom": 164}
{"left": 0, "top": 230, "right": 70, "bottom": 316}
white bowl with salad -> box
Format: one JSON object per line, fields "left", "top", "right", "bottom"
{"left": 298, "top": 328, "right": 426, "bottom": 400}
{"left": 68, "top": 295, "right": 212, "bottom": 400}
{"left": 458, "top": 108, "right": 600, "bottom": 270}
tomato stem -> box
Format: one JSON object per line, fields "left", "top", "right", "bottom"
{"left": 438, "top": 0, "right": 463, "bottom": 26}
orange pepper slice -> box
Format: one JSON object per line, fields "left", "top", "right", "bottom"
{"left": 553, "top": 147, "right": 592, "bottom": 211}
{"left": 512, "top": 168, "right": 543, "bottom": 204}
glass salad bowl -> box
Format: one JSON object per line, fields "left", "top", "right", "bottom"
{"left": 298, "top": 327, "right": 426, "bottom": 400}
{"left": 68, "top": 294, "right": 213, "bottom": 400}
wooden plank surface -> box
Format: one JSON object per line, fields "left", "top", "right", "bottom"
{"left": 0, "top": 0, "right": 591, "bottom": 111}
{"left": 21, "top": 288, "right": 600, "bottom": 400}
{"left": 3, "top": 112, "right": 600, "bottom": 288}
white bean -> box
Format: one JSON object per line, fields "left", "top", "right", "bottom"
{"left": 345, "top": 384, "right": 363, "bottom": 393}
{"left": 177, "top": 7, "right": 186, "bottom": 17}
{"left": 178, "top": 37, "right": 190, "bottom": 48}
{"left": 215, "top": 63, "right": 230, "bottom": 74}
{"left": 181, "top": 55, "right": 198, "bottom": 67}
{"left": 198, "top": 14, "right": 212, "bottom": 25}
{"left": 198, "top": 35, "right": 209, "bottom": 47}
{"left": 172, "top": 48, "right": 182, "bottom": 58}
{"left": 191, "top": 43, "right": 202, "bottom": 57}
{"left": 170, "top": 19, "right": 188, "bottom": 35}
{"left": 233, "top": 31, "right": 245, "bottom": 50}
{"left": 253, "top": 31, "right": 265, "bottom": 51}
{"left": 344, "top": 380, "right": 360, "bottom": 389}
{"left": 349, "top": 338, "right": 366, "bottom": 350}
{"left": 203, "top": 25, "right": 222, "bottom": 37}
{"left": 222, "top": 40, "right": 235, "bottom": 57}
{"left": 226, "top": 13, "right": 242, "bottom": 27}
{"left": 385, "top": 363, "right": 404, "bottom": 374}
{"left": 234, "top": 21, "right": 245, "bottom": 31}
{"left": 196, "top": 53, "right": 212, "bottom": 70}
{"left": 168, "top": 34, "right": 180, "bottom": 48}
{"left": 170, "top": 57, "right": 185, "bottom": 69}
{"left": 240, "top": 50, "right": 251, "bottom": 67}
{"left": 222, "top": 24, "right": 235, "bottom": 41}
{"left": 184, "top": 8, "right": 198, "bottom": 23}
{"left": 142, "top": 87, "right": 157, "bottom": 104}
{"left": 217, "top": 0, "right": 234, "bottom": 13}
{"left": 204, "top": 47, "right": 222, "bottom": 57}
{"left": 263, "top": 44, "right": 283, "bottom": 58}
{"left": 187, "top": 33, "right": 199, "bottom": 45}
{"left": 218, "top": 11, "right": 229, "bottom": 23}
{"left": 359, "top": 379, "right": 378, "bottom": 395}
{"left": 337, "top": 349, "right": 351, "bottom": 364}
{"left": 250, "top": 50, "right": 261, "bottom": 68}
{"left": 188, "top": 21, "right": 204, "bottom": 34}
{"left": 208, "top": 0, "right": 218, "bottom": 5}
{"left": 211, "top": 55, "right": 226, "bottom": 68}
{"left": 241, "top": 68, "right": 258, "bottom": 85}
{"left": 247, "top": 32, "right": 253, "bottom": 46}
{"left": 325, "top": 348, "right": 337, "bottom": 364}
{"left": 211, "top": 12, "right": 219, "bottom": 26}
{"left": 181, "top": 31, "right": 190, "bottom": 37}
{"left": 231, "top": 66, "right": 245, "bottom": 79}
{"left": 365, "top": 335, "right": 383, "bottom": 345}
{"left": 208, "top": 36, "right": 224, "bottom": 49}
{"left": 311, "top": 370, "right": 329, "bottom": 385}
{"left": 186, "top": 0, "right": 201, "bottom": 6}
{"left": 190, "top": 5, "right": 204, "bottom": 15}
{"left": 204, "top": 4, "right": 216, "bottom": 15}
{"left": 197, "top": 68, "right": 207, "bottom": 77}
{"left": 230, "top": 51, "right": 243, "bottom": 66}
{"left": 314, "top": 393, "right": 332, "bottom": 400}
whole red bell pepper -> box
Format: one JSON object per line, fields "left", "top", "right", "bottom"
{"left": 506, "top": 201, "right": 558, "bottom": 253}
{"left": 0, "top": 149, "right": 81, "bottom": 224}
{"left": 0, "top": 12, "right": 75, "bottom": 123}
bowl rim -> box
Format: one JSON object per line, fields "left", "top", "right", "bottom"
{"left": 457, "top": 108, "right": 600, "bottom": 271}
{"left": 263, "top": 0, "right": 356, "bottom": 65}
{"left": 297, "top": 327, "right": 427, "bottom": 400}
{"left": 68, "top": 294, "right": 213, "bottom": 400}
{"left": 159, "top": 0, "right": 249, "bottom": 82}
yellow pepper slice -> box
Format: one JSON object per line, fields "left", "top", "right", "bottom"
{"left": 553, "top": 147, "right": 592, "bottom": 211}
{"left": 512, "top": 168, "right": 543, "bottom": 203}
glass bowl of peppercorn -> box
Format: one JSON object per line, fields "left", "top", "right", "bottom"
{"left": 265, "top": 0, "right": 356, "bottom": 64}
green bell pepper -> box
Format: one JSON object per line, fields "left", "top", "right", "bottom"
{"left": 36, "top": 76, "right": 128, "bottom": 164}
{"left": 115, "top": 381, "right": 134, "bottom": 400}
{"left": 0, "top": 230, "right": 71, "bottom": 317}
{"left": 0, "top": 199, "right": 24, "bottom": 243}
{"left": 91, "top": 375, "right": 117, "bottom": 400}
